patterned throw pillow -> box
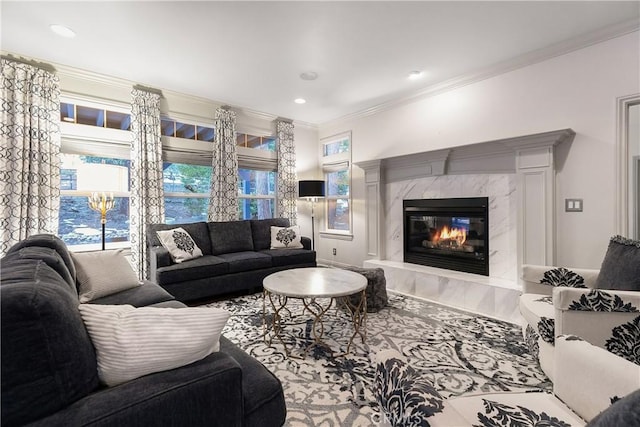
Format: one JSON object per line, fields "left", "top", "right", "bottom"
{"left": 156, "top": 227, "right": 203, "bottom": 263}
{"left": 270, "top": 225, "right": 303, "bottom": 249}
{"left": 596, "top": 235, "right": 640, "bottom": 291}
{"left": 79, "top": 304, "right": 230, "bottom": 386}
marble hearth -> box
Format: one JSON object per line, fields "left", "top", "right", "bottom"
{"left": 357, "top": 129, "right": 575, "bottom": 323}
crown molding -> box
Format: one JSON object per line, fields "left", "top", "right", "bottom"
{"left": 321, "top": 20, "right": 639, "bottom": 128}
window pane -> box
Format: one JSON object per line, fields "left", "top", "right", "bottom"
{"left": 165, "top": 197, "right": 209, "bottom": 224}
{"left": 59, "top": 196, "right": 130, "bottom": 246}
{"left": 327, "top": 198, "right": 350, "bottom": 231}
{"left": 238, "top": 198, "right": 274, "bottom": 220}
{"left": 106, "top": 111, "right": 131, "bottom": 130}
{"left": 161, "top": 119, "right": 175, "bottom": 137}
{"left": 60, "top": 102, "right": 75, "bottom": 123}
{"left": 76, "top": 105, "right": 104, "bottom": 127}
{"left": 196, "top": 126, "right": 215, "bottom": 142}
{"left": 323, "top": 138, "right": 350, "bottom": 156}
{"left": 238, "top": 169, "right": 275, "bottom": 196}
{"left": 163, "top": 163, "right": 211, "bottom": 193}
{"left": 236, "top": 133, "right": 246, "bottom": 146}
{"left": 327, "top": 170, "right": 349, "bottom": 196}
{"left": 60, "top": 154, "right": 130, "bottom": 192}
{"left": 175, "top": 122, "right": 196, "bottom": 140}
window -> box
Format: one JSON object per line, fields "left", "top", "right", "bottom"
{"left": 161, "top": 118, "right": 215, "bottom": 142}
{"left": 163, "top": 162, "right": 212, "bottom": 224}
{"left": 322, "top": 132, "right": 352, "bottom": 234}
{"left": 238, "top": 168, "right": 276, "bottom": 219}
{"left": 58, "top": 154, "right": 131, "bottom": 249}
{"left": 60, "top": 102, "right": 131, "bottom": 130}
{"left": 237, "top": 133, "right": 276, "bottom": 151}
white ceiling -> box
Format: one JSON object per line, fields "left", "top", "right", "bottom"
{"left": 2, "top": 1, "right": 638, "bottom": 125}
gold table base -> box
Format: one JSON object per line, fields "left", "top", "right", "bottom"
{"left": 262, "top": 289, "right": 367, "bottom": 358}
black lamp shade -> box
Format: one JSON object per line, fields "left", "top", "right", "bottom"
{"left": 298, "top": 180, "right": 325, "bottom": 198}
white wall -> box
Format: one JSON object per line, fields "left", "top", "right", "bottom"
{"left": 320, "top": 32, "right": 640, "bottom": 269}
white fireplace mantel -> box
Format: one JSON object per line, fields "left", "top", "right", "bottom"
{"left": 355, "top": 128, "right": 576, "bottom": 270}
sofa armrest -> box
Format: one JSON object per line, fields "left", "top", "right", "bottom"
{"left": 27, "top": 351, "right": 244, "bottom": 427}
{"left": 554, "top": 335, "right": 640, "bottom": 422}
{"left": 553, "top": 287, "right": 640, "bottom": 351}
{"left": 149, "top": 246, "right": 172, "bottom": 280}
{"left": 521, "top": 264, "right": 600, "bottom": 295}
{"left": 301, "top": 236, "right": 311, "bottom": 250}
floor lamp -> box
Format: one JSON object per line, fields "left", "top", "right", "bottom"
{"left": 88, "top": 192, "right": 115, "bottom": 250}
{"left": 298, "top": 180, "right": 325, "bottom": 251}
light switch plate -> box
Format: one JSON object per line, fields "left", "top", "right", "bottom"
{"left": 565, "top": 198, "right": 583, "bottom": 212}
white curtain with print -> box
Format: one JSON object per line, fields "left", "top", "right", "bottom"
{"left": 208, "top": 107, "right": 239, "bottom": 221}
{"left": 0, "top": 58, "right": 61, "bottom": 256}
{"left": 130, "top": 88, "right": 165, "bottom": 280}
{"left": 276, "top": 120, "right": 297, "bottom": 224}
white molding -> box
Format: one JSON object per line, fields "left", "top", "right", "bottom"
{"left": 321, "top": 22, "right": 640, "bottom": 128}
{"left": 615, "top": 93, "right": 640, "bottom": 237}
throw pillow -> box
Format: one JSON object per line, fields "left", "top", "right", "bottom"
{"left": 78, "top": 304, "right": 230, "bottom": 387}
{"left": 270, "top": 225, "right": 303, "bottom": 249}
{"left": 156, "top": 227, "right": 203, "bottom": 263}
{"left": 595, "top": 235, "right": 640, "bottom": 291}
{"left": 72, "top": 250, "right": 142, "bottom": 303}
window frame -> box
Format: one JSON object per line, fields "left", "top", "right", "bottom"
{"left": 320, "top": 131, "right": 353, "bottom": 238}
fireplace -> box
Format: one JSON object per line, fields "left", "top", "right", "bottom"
{"left": 403, "top": 197, "right": 489, "bottom": 275}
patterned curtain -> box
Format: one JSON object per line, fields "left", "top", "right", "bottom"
{"left": 276, "top": 120, "right": 297, "bottom": 224}
{"left": 208, "top": 107, "right": 238, "bottom": 222}
{"left": 130, "top": 88, "right": 164, "bottom": 280}
{"left": 0, "top": 58, "right": 61, "bottom": 256}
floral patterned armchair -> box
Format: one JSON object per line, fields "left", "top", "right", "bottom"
{"left": 374, "top": 335, "right": 640, "bottom": 426}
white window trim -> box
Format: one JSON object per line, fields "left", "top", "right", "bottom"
{"left": 321, "top": 131, "right": 353, "bottom": 237}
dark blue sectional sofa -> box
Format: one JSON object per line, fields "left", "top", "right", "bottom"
{"left": 1, "top": 234, "right": 287, "bottom": 427}
{"left": 147, "top": 218, "right": 316, "bottom": 302}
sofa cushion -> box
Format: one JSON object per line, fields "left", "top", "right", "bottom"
{"left": 156, "top": 227, "right": 204, "bottom": 263}
{"left": 259, "top": 248, "right": 316, "bottom": 267}
{"left": 79, "top": 304, "right": 230, "bottom": 386}
{"left": 208, "top": 220, "right": 255, "bottom": 255}
{"left": 72, "top": 250, "right": 142, "bottom": 303}
{"left": 147, "top": 222, "right": 212, "bottom": 256}
{"left": 6, "top": 233, "right": 76, "bottom": 283}
{"left": 250, "top": 218, "right": 290, "bottom": 250}
{"left": 217, "top": 251, "right": 272, "bottom": 273}
{"left": 596, "top": 235, "right": 640, "bottom": 291}
{"left": 1, "top": 258, "right": 99, "bottom": 426}
{"left": 90, "top": 281, "right": 175, "bottom": 307}
{"left": 156, "top": 255, "right": 229, "bottom": 285}
{"left": 4, "top": 246, "right": 75, "bottom": 291}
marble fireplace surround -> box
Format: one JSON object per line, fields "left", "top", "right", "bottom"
{"left": 357, "top": 128, "right": 575, "bottom": 323}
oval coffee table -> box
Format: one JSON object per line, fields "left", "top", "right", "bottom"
{"left": 262, "top": 267, "right": 367, "bottom": 358}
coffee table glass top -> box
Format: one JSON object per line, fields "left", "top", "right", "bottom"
{"left": 263, "top": 267, "right": 366, "bottom": 298}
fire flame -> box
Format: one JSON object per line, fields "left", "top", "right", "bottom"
{"left": 433, "top": 226, "right": 467, "bottom": 246}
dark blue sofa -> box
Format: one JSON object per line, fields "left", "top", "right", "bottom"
{"left": 147, "top": 218, "right": 316, "bottom": 302}
{"left": 1, "top": 234, "right": 287, "bottom": 427}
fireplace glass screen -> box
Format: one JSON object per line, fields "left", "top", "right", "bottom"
{"left": 404, "top": 197, "right": 489, "bottom": 275}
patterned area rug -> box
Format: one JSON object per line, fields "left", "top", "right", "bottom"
{"left": 208, "top": 293, "right": 551, "bottom": 426}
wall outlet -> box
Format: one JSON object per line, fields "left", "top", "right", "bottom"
{"left": 565, "top": 198, "right": 583, "bottom": 212}
{"left": 332, "top": 248, "right": 337, "bottom": 256}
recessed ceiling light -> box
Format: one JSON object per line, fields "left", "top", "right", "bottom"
{"left": 408, "top": 70, "right": 423, "bottom": 80}
{"left": 294, "top": 98, "right": 307, "bottom": 104}
{"left": 50, "top": 24, "right": 76, "bottom": 38}
{"left": 300, "top": 71, "right": 318, "bottom": 81}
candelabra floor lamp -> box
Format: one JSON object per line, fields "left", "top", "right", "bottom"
{"left": 298, "top": 180, "right": 326, "bottom": 251}
{"left": 88, "top": 192, "right": 115, "bottom": 250}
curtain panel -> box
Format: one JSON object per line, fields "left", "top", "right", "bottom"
{"left": 208, "top": 107, "right": 239, "bottom": 222}
{"left": 130, "top": 88, "right": 164, "bottom": 280}
{"left": 0, "top": 58, "right": 61, "bottom": 256}
{"left": 276, "top": 120, "right": 297, "bottom": 224}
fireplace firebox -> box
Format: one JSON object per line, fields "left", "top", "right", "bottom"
{"left": 403, "top": 197, "right": 489, "bottom": 276}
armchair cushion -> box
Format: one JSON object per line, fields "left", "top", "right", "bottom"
{"left": 596, "top": 235, "right": 640, "bottom": 291}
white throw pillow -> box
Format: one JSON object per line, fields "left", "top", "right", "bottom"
{"left": 270, "top": 225, "right": 303, "bottom": 249}
{"left": 156, "top": 227, "right": 203, "bottom": 263}
{"left": 78, "top": 304, "right": 230, "bottom": 386}
{"left": 72, "top": 250, "right": 142, "bottom": 303}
